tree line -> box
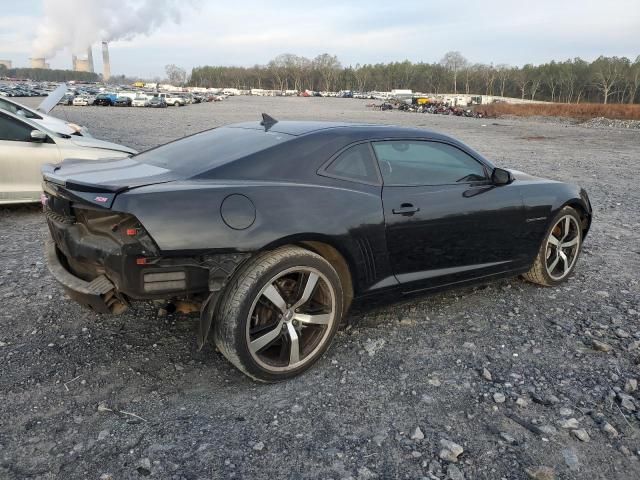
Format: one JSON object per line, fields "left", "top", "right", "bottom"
{"left": 0, "top": 65, "right": 99, "bottom": 83}
{"left": 189, "top": 53, "right": 640, "bottom": 104}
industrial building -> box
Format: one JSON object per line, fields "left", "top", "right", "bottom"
{"left": 102, "top": 42, "right": 111, "bottom": 81}
{"left": 70, "top": 42, "right": 109, "bottom": 80}
{"left": 30, "top": 58, "right": 50, "bottom": 69}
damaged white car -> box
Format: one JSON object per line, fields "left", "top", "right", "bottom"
{"left": 0, "top": 85, "right": 90, "bottom": 137}
{"left": 0, "top": 109, "right": 137, "bottom": 204}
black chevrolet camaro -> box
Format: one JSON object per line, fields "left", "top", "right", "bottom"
{"left": 42, "top": 116, "right": 592, "bottom": 381}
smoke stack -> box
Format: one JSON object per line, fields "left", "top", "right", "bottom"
{"left": 87, "top": 46, "right": 94, "bottom": 73}
{"left": 102, "top": 41, "right": 111, "bottom": 82}
{"left": 72, "top": 54, "right": 77, "bottom": 70}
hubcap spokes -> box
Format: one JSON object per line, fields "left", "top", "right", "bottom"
{"left": 247, "top": 268, "right": 335, "bottom": 371}
{"left": 545, "top": 215, "right": 580, "bottom": 280}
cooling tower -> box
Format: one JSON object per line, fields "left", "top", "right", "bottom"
{"left": 75, "top": 59, "right": 90, "bottom": 72}
{"left": 31, "top": 57, "right": 47, "bottom": 69}
{"left": 102, "top": 41, "right": 111, "bottom": 81}
{"left": 87, "top": 46, "right": 94, "bottom": 73}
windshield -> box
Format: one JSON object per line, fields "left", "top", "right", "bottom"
{"left": 135, "top": 126, "right": 292, "bottom": 176}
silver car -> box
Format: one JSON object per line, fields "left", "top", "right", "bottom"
{"left": 0, "top": 88, "right": 92, "bottom": 137}
{"left": 0, "top": 109, "right": 137, "bottom": 204}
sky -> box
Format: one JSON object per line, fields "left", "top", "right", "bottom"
{"left": 1, "top": 0, "right": 639, "bottom": 78}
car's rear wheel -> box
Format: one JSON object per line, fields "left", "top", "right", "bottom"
{"left": 523, "top": 206, "right": 583, "bottom": 286}
{"left": 213, "top": 246, "right": 343, "bottom": 382}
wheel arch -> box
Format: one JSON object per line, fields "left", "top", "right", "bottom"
{"left": 259, "top": 234, "right": 356, "bottom": 314}
{"left": 557, "top": 198, "right": 592, "bottom": 239}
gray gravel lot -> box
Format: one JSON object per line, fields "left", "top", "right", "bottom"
{"left": 1, "top": 97, "right": 640, "bottom": 480}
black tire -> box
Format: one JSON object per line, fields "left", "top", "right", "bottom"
{"left": 213, "top": 246, "right": 344, "bottom": 382}
{"left": 523, "top": 206, "right": 583, "bottom": 287}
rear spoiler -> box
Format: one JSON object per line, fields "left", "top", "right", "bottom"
{"left": 41, "top": 162, "right": 127, "bottom": 193}
{"left": 42, "top": 162, "right": 124, "bottom": 209}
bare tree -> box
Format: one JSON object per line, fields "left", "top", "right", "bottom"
{"left": 440, "top": 51, "right": 468, "bottom": 94}
{"left": 165, "top": 64, "right": 186, "bottom": 86}
{"left": 313, "top": 53, "right": 342, "bottom": 92}
{"left": 513, "top": 67, "right": 530, "bottom": 99}
{"left": 626, "top": 56, "right": 640, "bottom": 104}
{"left": 353, "top": 64, "right": 370, "bottom": 92}
{"left": 495, "top": 64, "right": 511, "bottom": 97}
{"left": 592, "top": 56, "right": 622, "bottom": 104}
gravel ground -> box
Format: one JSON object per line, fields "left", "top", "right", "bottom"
{"left": 1, "top": 97, "right": 640, "bottom": 480}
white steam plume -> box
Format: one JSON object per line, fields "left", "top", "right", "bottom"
{"left": 32, "top": 0, "right": 196, "bottom": 58}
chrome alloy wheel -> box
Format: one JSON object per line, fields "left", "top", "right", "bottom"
{"left": 246, "top": 266, "right": 336, "bottom": 372}
{"left": 545, "top": 214, "right": 581, "bottom": 281}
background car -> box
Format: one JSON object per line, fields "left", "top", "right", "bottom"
{"left": 72, "top": 95, "right": 94, "bottom": 106}
{"left": 164, "top": 94, "right": 186, "bottom": 106}
{"left": 0, "top": 109, "right": 137, "bottom": 204}
{"left": 114, "top": 96, "right": 132, "bottom": 107}
{"left": 147, "top": 97, "right": 167, "bottom": 108}
{"left": 42, "top": 118, "right": 591, "bottom": 382}
{"left": 132, "top": 95, "right": 150, "bottom": 107}
{"left": 94, "top": 93, "right": 117, "bottom": 106}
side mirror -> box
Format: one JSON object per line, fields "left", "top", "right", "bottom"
{"left": 491, "top": 167, "right": 513, "bottom": 186}
{"left": 30, "top": 130, "right": 47, "bottom": 142}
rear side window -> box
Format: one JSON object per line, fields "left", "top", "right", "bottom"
{"left": 134, "top": 126, "right": 293, "bottom": 175}
{"left": 324, "top": 143, "right": 379, "bottom": 184}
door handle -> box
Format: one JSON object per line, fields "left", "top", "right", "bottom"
{"left": 392, "top": 203, "right": 420, "bottom": 216}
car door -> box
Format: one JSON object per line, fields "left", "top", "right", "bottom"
{"left": 0, "top": 112, "right": 60, "bottom": 203}
{"left": 372, "top": 139, "right": 527, "bottom": 291}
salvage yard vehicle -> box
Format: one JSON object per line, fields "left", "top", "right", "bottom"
{"left": 0, "top": 110, "right": 136, "bottom": 204}
{"left": 114, "top": 96, "right": 132, "bottom": 107}
{"left": 42, "top": 116, "right": 591, "bottom": 382}
{"left": 132, "top": 95, "right": 150, "bottom": 107}
{"left": 147, "top": 97, "right": 167, "bottom": 108}
{"left": 93, "top": 93, "right": 117, "bottom": 106}
{"left": 0, "top": 95, "right": 88, "bottom": 136}
{"left": 72, "top": 95, "right": 94, "bottom": 106}
{"left": 165, "top": 94, "right": 186, "bottom": 106}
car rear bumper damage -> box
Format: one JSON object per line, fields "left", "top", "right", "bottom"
{"left": 46, "top": 240, "right": 127, "bottom": 314}
{"left": 43, "top": 183, "right": 252, "bottom": 322}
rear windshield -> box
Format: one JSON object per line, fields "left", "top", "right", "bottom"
{"left": 134, "top": 126, "right": 293, "bottom": 175}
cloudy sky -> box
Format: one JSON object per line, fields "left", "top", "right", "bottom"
{"left": 1, "top": 0, "right": 638, "bottom": 78}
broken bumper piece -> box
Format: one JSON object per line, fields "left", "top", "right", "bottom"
{"left": 45, "top": 240, "right": 127, "bottom": 314}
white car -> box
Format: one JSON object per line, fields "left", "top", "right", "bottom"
{"left": 72, "top": 95, "right": 93, "bottom": 106}
{"left": 156, "top": 93, "right": 186, "bottom": 106}
{"left": 132, "top": 96, "right": 149, "bottom": 107}
{"left": 0, "top": 109, "right": 137, "bottom": 204}
{"left": 0, "top": 86, "right": 90, "bottom": 136}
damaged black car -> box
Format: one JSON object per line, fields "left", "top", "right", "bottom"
{"left": 43, "top": 115, "right": 592, "bottom": 382}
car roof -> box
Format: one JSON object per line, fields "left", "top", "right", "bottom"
{"left": 226, "top": 120, "right": 451, "bottom": 140}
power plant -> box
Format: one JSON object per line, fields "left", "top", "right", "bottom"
{"left": 87, "top": 46, "right": 94, "bottom": 73}
{"left": 69, "top": 42, "right": 110, "bottom": 80}
{"left": 102, "top": 41, "right": 111, "bottom": 81}
{"left": 30, "top": 57, "right": 49, "bottom": 69}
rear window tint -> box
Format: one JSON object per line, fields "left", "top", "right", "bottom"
{"left": 134, "top": 126, "right": 292, "bottom": 175}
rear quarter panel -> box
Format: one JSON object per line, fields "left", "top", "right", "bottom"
{"left": 113, "top": 180, "right": 392, "bottom": 294}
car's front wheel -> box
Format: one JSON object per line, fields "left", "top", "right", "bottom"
{"left": 214, "top": 246, "right": 343, "bottom": 382}
{"left": 523, "top": 206, "right": 583, "bottom": 286}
